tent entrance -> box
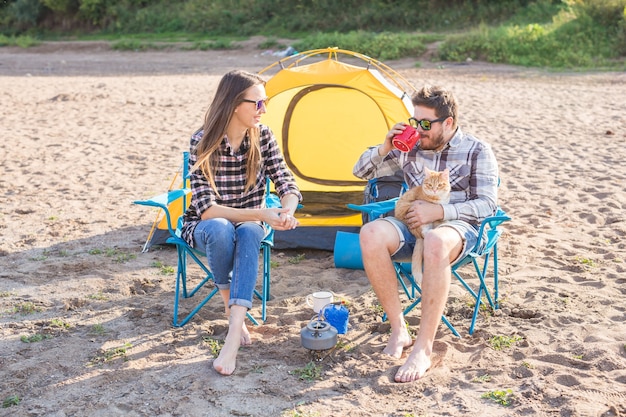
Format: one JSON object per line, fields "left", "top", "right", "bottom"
{"left": 279, "top": 84, "right": 384, "bottom": 188}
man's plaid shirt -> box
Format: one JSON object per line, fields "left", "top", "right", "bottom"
{"left": 353, "top": 127, "right": 499, "bottom": 226}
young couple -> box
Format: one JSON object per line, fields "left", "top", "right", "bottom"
{"left": 182, "top": 70, "right": 498, "bottom": 383}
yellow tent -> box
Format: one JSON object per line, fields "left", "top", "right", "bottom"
{"left": 142, "top": 48, "right": 416, "bottom": 251}
{"left": 259, "top": 48, "right": 416, "bottom": 249}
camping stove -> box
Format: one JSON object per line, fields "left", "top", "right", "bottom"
{"left": 300, "top": 318, "right": 338, "bottom": 361}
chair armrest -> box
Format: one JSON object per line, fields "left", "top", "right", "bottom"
{"left": 472, "top": 208, "right": 511, "bottom": 254}
{"left": 134, "top": 188, "right": 191, "bottom": 238}
{"left": 347, "top": 198, "right": 399, "bottom": 220}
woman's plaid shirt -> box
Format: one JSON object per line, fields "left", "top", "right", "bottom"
{"left": 181, "top": 124, "right": 301, "bottom": 247}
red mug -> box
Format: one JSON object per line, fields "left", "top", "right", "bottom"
{"left": 392, "top": 125, "right": 420, "bottom": 152}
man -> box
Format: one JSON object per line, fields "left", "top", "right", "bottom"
{"left": 353, "top": 84, "right": 499, "bottom": 383}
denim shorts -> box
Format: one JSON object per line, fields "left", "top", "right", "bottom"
{"left": 381, "top": 217, "right": 485, "bottom": 264}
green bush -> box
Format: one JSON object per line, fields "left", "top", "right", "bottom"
{"left": 439, "top": 0, "right": 625, "bottom": 69}
{"left": 0, "top": 0, "right": 623, "bottom": 70}
{"left": 293, "top": 31, "right": 430, "bottom": 60}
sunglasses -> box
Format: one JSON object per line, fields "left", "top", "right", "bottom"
{"left": 242, "top": 98, "right": 268, "bottom": 111}
{"left": 408, "top": 116, "right": 447, "bottom": 131}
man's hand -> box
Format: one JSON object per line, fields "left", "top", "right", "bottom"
{"left": 404, "top": 200, "right": 444, "bottom": 230}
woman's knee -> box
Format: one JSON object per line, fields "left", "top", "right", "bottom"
{"left": 235, "top": 222, "right": 265, "bottom": 245}
{"left": 199, "top": 218, "right": 235, "bottom": 245}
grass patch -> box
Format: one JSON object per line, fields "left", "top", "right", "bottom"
{"left": 111, "top": 39, "right": 163, "bottom": 51}
{"left": 370, "top": 303, "right": 384, "bottom": 316}
{"left": 289, "top": 361, "right": 323, "bottom": 382}
{"left": 182, "top": 39, "right": 236, "bottom": 50}
{"left": 281, "top": 406, "right": 320, "bottom": 417}
{"left": 29, "top": 250, "right": 49, "bottom": 261}
{"left": 293, "top": 31, "right": 440, "bottom": 60}
{"left": 0, "top": 34, "right": 40, "bottom": 48}
{"left": 489, "top": 334, "right": 522, "bottom": 350}
{"left": 90, "top": 323, "right": 107, "bottom": 336}
{"left": 13, "top": 301, "right": 41, "bottom": 315}
{"left": 49, "top": 318, "right": 71, "bottom": 329}
{"left": 335, "top": 339, "right": 355, "bottom": 352}
{"left": 152, "top": 261, "right": 175, "bottom": 275}
{"left": 102, "top": 248, "right": 137, "bottom": 263}
{"left": 575, "top": 256, "right": 596, "bottom": 268}
{"left": 2, "top": 395, "right": 20, "bottom": 408}
{"left": 202, "top": 336, "right": 223, "bottom": 357}
{"left": 472, "top": 374, "right": 492, "bottom": 383}
{"left": 89, "top": 247, "right": 135, "bottom": 262}
{"left": 87, "top": 292, "right": 109, "bottom": 301}
{"left": 88, "top": 342, "right": 133, "bottom": 366}
{"left": 288, "top": 253, "right": 306, "bottom": 264}
{"left": 20, "top": 333, "right": 53, "bottom": 343}
{"left": 481, "top": 389, "right": 515, "bottom": 406}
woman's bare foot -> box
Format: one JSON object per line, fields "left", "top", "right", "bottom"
{"left": 394, "top": 347, "right": 431, "bottom": 383}
{"left": 240, "top": 321, "right": 251, "bottom": 346}
{"left": 213, "top": 331, "right": 240, "bottom": 376}
{"left": 224, "top": 309, "right": 251, "bottom": 346}
{"left": 213, "top": 305, "right": 247, "bottom": 376}
{"left": 383, "top": 327, "right": 413, "bottom": 358}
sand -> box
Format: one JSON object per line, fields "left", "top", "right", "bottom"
{"left": 1, "top": 42, "right": 625, "bottom": 417}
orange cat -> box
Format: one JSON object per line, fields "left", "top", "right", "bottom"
{"left": 395, "top": 167, "right": 450, "bottom": 285}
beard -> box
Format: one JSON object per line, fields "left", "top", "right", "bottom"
{"left": 419, "top": 129, "right": 447, "bottom": 151}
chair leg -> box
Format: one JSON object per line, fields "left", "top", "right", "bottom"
{"left": 464, "top": 248, "right": 500, "bottom": 335}
{"left": 173, "top": 247, "right": 219, "bottom": 327}
{"left": 493, "top": 243, "right": 500, "bottom": 308}
{"left": 261, "top": 243, "right": 271, "bottom": 322}
{"left": 381, "top": 263, "right": 461, "bottom": 337}
{"left": 394, "top": 263, "right": 415, "bottom": 299}
{"left": 172, "top": 242, "right": 271, "bottom": 327}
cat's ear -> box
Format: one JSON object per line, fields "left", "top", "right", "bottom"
{"left": 424, "top": 166, "right": 433, "bottom": 175}
{"left": 442, "top": 168, "right": 450, "bottom": 180}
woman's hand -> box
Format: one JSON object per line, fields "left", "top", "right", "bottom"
{"left": 264, "top": 208, "right": 299, "bottom": 230}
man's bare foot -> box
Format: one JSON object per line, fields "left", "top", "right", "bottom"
{"left": 394, "top": 348, "right": 431, "bottom": 383}
{"left": 383, "top": 327, "right": 413, "bottom": 358}
{"left": 213, "top": 333, "right": 241, "bottom": 376}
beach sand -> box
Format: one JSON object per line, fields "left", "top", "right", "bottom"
{"left": 1, "top": 42, "right": 625, "bottom": 416}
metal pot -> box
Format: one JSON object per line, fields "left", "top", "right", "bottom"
{"left": 300, "top": 319, "right": 338, "bottom": 351}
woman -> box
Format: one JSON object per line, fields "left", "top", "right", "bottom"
{"left": 181, "top": 70, "right": 302, "bottom": 376}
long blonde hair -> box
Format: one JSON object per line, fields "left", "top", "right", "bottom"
{"left": 192, "top": 70, "right": 265, "bottom": 196}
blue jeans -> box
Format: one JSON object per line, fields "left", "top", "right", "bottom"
{"left": 193, "top": 219, "right": 265, "bottom": 310}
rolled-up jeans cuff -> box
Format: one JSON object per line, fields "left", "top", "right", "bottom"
{"left": 229, "top": 298, "right": 252, "bottom": 310}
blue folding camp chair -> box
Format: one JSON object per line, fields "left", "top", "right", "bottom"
{"left": 346, "top": 199, "right": 510, "bottom": 336}
{"left": 134, "top": 152, "right": 277, "bottom": 327}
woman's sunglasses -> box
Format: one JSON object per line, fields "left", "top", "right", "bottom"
{"left": 409, "top": 116, "right": 447, "bottom": 131}
{"left": 242, "top": 98, "right": 268, "bottom": 111}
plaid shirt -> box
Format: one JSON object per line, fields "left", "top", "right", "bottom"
{"left": 353, "top": 127, "right": 499, "bottom": 226}
{"left": 181, "top": 124, "right": 301, "bottom": 247}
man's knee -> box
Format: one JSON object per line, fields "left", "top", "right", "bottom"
{"left": 423, "top": 229, "right": 461, "bottom": 263}
{"left": 360, "top": 220, "right": 397, "bottom": 255}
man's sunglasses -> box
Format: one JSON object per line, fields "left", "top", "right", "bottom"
{"left": 408, "top": 116, "right": 447, "bottom": 131}
{"left": 242, "top": 98, "right": 268, "bottom": 111}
